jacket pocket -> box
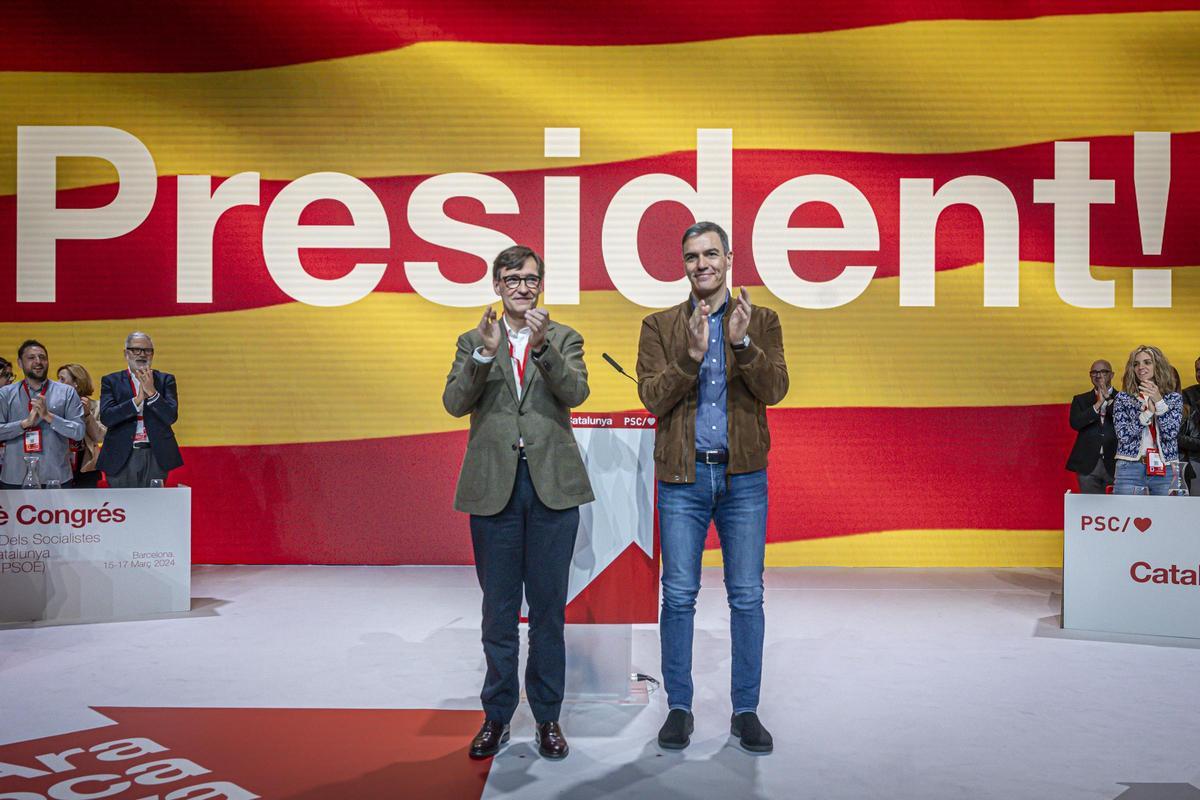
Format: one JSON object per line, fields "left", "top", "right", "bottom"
{"left": 555, "top": 441, "right": 591, "bottom": 496}
{"left": 457, "top": 445, "right": 489, "bottom": 500}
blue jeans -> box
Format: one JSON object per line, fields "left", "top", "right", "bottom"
{"left": 658, "top": 465, "right": 768, "bottom": 714}
{"left": 1113, "top": 459, "right": 1173, "bottom": 496}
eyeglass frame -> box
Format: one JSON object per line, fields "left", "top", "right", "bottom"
{"left": 126, "top": 347, "right": 155, "bottom": 356}
{"left": 499, "top": 274, "right": 542, "bottom": 290}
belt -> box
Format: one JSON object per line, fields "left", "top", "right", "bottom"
{"left": 133, "top": 442, "right": 151, "bottom": 449}
{"left": 696, "top": 449, "right": 728, "bottom": 465}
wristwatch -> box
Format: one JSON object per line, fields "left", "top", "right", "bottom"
{"left": 731, "top": 336, "right": 751, "bottom": 351}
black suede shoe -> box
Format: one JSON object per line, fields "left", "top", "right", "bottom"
{"left": 730, "top": 712, "right": 773, "bottom": 753}
{"left": 469, "top": 720, "right": 510, "bottom": 759}
{"left": 535, "top": 721, "right": 569, "bottom": 759}
{"left": 657, "top": 709, "right": 694, "bottom": 750}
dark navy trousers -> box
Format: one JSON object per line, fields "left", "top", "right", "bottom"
{"left": 470, "top": 458, "right": 579, "bottom": 724}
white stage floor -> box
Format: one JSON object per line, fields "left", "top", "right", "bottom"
{"left": 3, "top": 566, "right": 1200, "bottom": 799}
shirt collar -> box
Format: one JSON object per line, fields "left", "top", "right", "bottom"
{"left": 504, "top": 318, "right": 531, "bottom": 339}
{"left": 690, "top": 292, "right": 730, "bottom": 317}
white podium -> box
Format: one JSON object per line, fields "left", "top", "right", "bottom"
{"left": 1063, "top": 493, "right": 1200, "bottom": 638}
{"left": 554, "top": 413, "right": 657, "bottom": 702}
{"left": 0, "top": 488, "right": 191, "bottom": 625}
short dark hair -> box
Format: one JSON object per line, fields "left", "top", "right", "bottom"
{"left": 17, "top": 339, "right": 47, "bottom": 361}
{"left": 681, "top": 221, "right": 730, "bottom": 254}
{"left": 0, "top": 355, "right": 10, "bottom": 369}
{"left": 492, "top": 245, "right": 544, "bottom": 281}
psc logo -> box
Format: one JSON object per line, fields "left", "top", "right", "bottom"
{"left": 1080, "top": 515, "right": 1152, "bottom": 533}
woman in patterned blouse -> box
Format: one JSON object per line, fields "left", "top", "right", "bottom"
{"left": 1112, "top": 345, "right": 1184, "bottom": 495}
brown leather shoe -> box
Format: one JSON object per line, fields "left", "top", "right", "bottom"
{"left": 469, "top": 720, "right": 510, "bottom": 759}
{"left": 535, "top": 721, "right": 569, "bottom": 759}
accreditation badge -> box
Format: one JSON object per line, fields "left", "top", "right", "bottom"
{"left": 24, "top": 428, "right": 42, "bottom": 453}
{"left": 1146, "top": 448, "right": 1166, "bottom": 476}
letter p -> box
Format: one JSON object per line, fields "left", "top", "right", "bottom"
{"left": 17, "top": 126, "right": 156, "bottom": 301}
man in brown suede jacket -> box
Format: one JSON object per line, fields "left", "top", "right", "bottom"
{"left": 637, "top": 221, "right": 788, "bottom": 754}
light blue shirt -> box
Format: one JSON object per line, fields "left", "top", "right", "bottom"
{"left": 695, "top": 295, "right": 728, "bottom": 452}
{"left": 0, "top": 380, "right": 85, "bottom": 485}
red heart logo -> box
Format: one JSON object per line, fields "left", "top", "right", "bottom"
{"left": 1133, "top": 517, "right": 1152, "bottom": 533}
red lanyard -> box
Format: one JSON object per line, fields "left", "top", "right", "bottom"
{"left": 21, "top": 380, "right": 46, "bottom": 411}
{"left": 508, "top": 339, "right": 530, "bottom": 385}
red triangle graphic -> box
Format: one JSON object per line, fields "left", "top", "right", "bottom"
{"left": 565, "top": 542, "right": 659, "bottom": 624}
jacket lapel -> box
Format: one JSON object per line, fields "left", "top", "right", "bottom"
{"left": 723, "top": 303, "right": 737, "bottom": 381}
{"left": 517, "top": 323, "right": 554, "bottom": 409}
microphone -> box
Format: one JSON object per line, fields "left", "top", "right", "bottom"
{"left": 602, "top": 353, "right": 638, "bottom": 384}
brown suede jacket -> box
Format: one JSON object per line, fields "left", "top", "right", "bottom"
{"left": 636, "top": 297, "right": 789, "bottom": 483}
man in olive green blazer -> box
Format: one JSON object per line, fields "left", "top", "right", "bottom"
{"left": 443, "top": 245, "right": 593, "bottom": 761}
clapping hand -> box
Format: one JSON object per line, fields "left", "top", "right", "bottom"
{"left": 138, "top": 367, "right": 157, "bottom": 398}
{"left": 1139, "top": 379, "right": 1163, "bottom": 405}
{"left": 728, "top": 287, "right": 752, "bottom": 344}
{"left": 687, "top": 300, "right": 710, "bottom": 362}
{"left": 477, "top": 306, "right": 501, "bottom": 357}
{"left": 526, "top": 308, "right": 549, "bottom": 352}
{"left": 32, "top": 395, "right": 54, "bottom": 422}
{"left": 22, "top": 399, "right": 41, "bottom": 429}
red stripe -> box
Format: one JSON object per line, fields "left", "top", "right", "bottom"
{"left": 3, "top": 132, "right": 1197, "bottom": 322}
{"left": 4, "top": 1, "right": 1195, "bottom": 73}
{"left": 178, "top": 405, "right": 1077, "bottom": 565}
{"left": 565, "top": 544, "right": 658, "bottom": 623}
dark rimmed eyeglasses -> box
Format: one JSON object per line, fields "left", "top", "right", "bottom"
{"left": 126, "top": 347, "right": 154, "bottom": 356}
{"left": 1089, "top": 370, "right": 1112, "bottom": 376}
{"left": 501, "top": 275, "right": 541, "bottom": 290}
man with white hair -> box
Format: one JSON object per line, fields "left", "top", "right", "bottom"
{"left": 98, "top": 332, "right": 183, "bottom": 487}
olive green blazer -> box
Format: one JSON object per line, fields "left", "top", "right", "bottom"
{"left": 442, "top": 320, "right": 595, "bottom": 515}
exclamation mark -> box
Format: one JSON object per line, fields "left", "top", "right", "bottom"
{"left": 1132, "top": 131, "right": 1171, "bottom": 307}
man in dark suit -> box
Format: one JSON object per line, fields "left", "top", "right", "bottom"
{"left": 98, "top": 332, "right": 182, "bottom": 487}
{"left": 443, "top": 245, "right": 594, "bottom": 761}
{"left": 1181, "top": 356, "right": 1200, "bottom": 494}
{"left": 1183, "top": 356, "right": 1200, "bottom": 411}
{"left": 1066, "top": 359, "right": 1117, "bottom": 493}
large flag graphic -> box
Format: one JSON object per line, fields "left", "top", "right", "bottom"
{"left": 1, "top": 2, "right": 1197, "bottom": 566}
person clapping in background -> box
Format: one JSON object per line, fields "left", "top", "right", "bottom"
{"left": 1113, "top": 345, "right": 1183, "bottom": 495}
{"left": 56, "top": 363, "right": 106, "bottom": 488}
{"left": 0, "top": 341, "right": 84, "bottom": 488}
{"left": 98, "top": 332, "right": 183, "bottom": 487}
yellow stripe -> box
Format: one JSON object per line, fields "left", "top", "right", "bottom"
{"left": 702, "top": 529, "right": 1063, "bottom": 567}
{"left": 4, "top": 260, "right": 1198, "bottom": 447}
{"left": 2, "top": 11, "right": 1199, "bottom": 192}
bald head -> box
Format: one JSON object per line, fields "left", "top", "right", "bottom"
{"left": 1089, "top": 360, "right": 1113, "bottom": 393}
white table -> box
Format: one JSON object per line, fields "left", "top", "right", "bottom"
{"left": 0, "top": 487, "right": 191, "bottom": 624}
{"left": 1063, "top": 493, "right": 1200, "bottom": 638}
